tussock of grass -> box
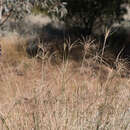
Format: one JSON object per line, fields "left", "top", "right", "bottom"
{"left": 0, "top": 35, "right": 27, "bottom": 64}
{"left": 0, "top": 34, "right": 130, "bottom": 130}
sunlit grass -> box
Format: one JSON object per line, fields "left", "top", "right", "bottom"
{"left": 0, "top": 34, "right": 129, "bottom": 130}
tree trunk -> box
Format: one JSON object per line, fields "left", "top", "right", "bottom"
{"left": 0, "top": 0, "right": 3, "bottom": 24}
{"left": 83, "top": 16, "right": 94, "bottom": 35}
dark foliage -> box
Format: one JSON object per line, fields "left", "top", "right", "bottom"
{"left": 62, "top": 0, "right": 128, "bottom": 35}
{"left": 1, "top": 0, "right": 129, "bottom": 35}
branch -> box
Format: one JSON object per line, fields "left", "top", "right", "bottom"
{"left": 0, "top": 9, "right": 13, "bottom": 27}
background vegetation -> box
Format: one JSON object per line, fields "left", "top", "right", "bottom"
{"left": 0, "top": 0, "right": 129, "bottom": 34}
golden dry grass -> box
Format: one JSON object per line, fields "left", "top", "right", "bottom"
{"left": 0, "top": 35, "right": 130, "bottom": 130}
{"left": 0, "top": 34, "right": 27, "bottom": 63}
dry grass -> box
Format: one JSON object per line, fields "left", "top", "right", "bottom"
{"left": 0, "top": 34, "right": 130, "bottom": 130}
{"left": 0, "top": 34, "right": 27, "bottom": 64}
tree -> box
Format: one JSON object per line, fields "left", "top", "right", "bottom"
{"left": 62, "top": 0, "right": 129, "bottom": 35}
{"left": 0, "top": 0, "right": 129, "bottom": 35}
{"left": 0, "top": 0, "right": 67, "bottom": 26}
